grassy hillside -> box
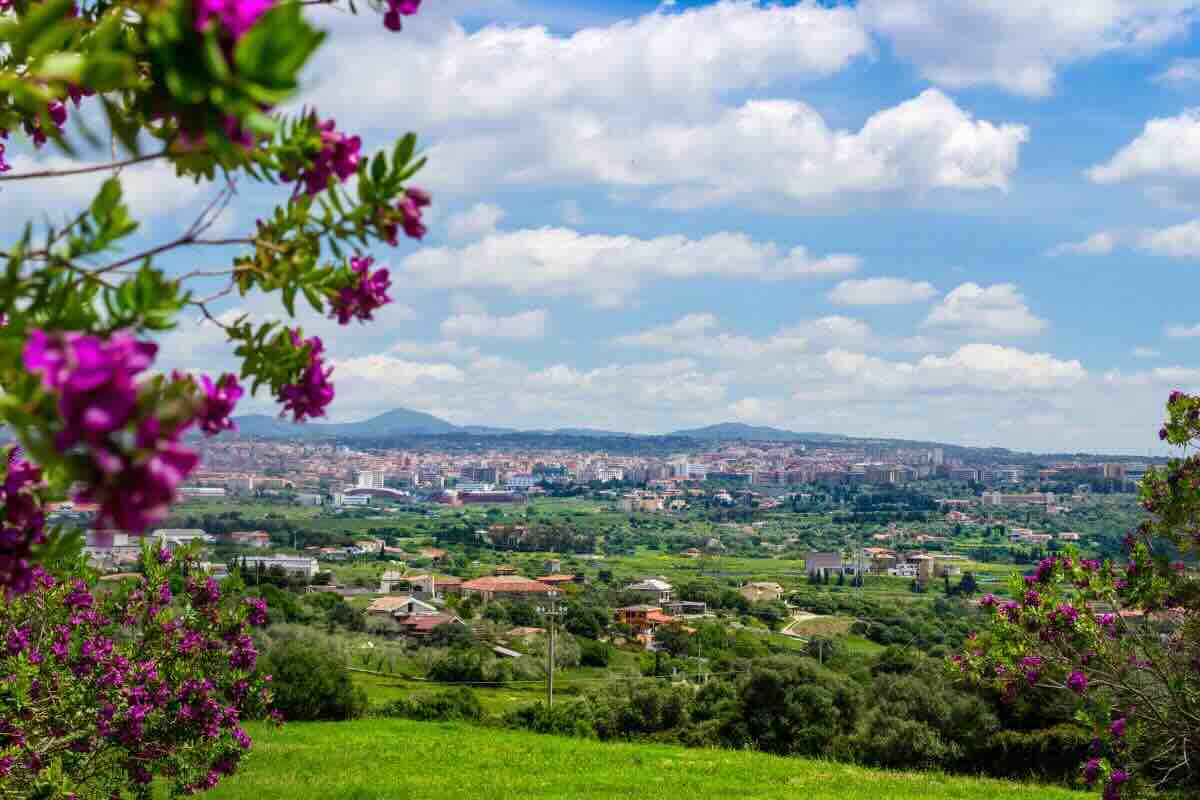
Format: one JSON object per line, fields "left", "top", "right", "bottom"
{"left": 200, "top": 719, "right": 1086, "bottom": 800}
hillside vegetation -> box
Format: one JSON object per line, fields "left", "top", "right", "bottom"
{"left": 200, "top": 719, "right": 1085, "bottom": 800}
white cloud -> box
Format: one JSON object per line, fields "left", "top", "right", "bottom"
{"left": 0, "top": 156, "right": 207, "bottom": 230}
{"left": 309, "top": 1, "right": 872, "bottom": 127}
{"left": 824, "top": 344, "right": 1086, "bottom": 393}
{"left": 925, "top": 283, "right": 1047, "bottom": 337}
{"left": 1045, "top": 231, "right": 1119, "bottom": 257}
{"left": 1153, "top": 58, "right": 1200, "bottom": 86}
{"left": 860, "top": 0, "right": 1200, "bottom": 97}
{"left": 446, "top": 203, "right": 506, "bottom": 241}
{"left": 1167, "top": 323, "right": 1200, "bottom": 338}
{"left": 401, "top": 228, "right": 860, "bottom": 306}
{"left": 828, "top": 277, "right": 937, "bottom": 305}
{"left": 613, "top": 313, "right": 874, "bottom": 361}
{"left": 1087, "top": 110, "right": 1200, "bottom": 184}
{"left": 1133, "top": 347, "right": 1162, "bottom": 359}
{"left": 1137, "top": 219, "right": 1200, "bottom": 258}
{"left": 440, "top": 308, "right": 549, "bottom": 339}
{"left": 427, "top": 89, "right": 1028, "bottom": 208}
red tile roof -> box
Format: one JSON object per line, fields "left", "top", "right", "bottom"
{"left": 462, "top": 576, "right": 556, "bottom": 593}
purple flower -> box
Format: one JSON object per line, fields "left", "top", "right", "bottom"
{"left": 1067, "top": 670, "right": 1088, "bottom": 694}
{"left": 0, "top": 449, "right": 47, "bottom": 596}
{"left": 383, "top": 0, "right": 420, "bottom": 31}
{"left": 331, "top": 256, "right": 392, "bottom": 325}
{"left": 1056, "top": 603, "right": 1079, "bottom": 626}
{"left": 980, "top": 594, "right": 998, "bottom": 608}
{"left": 1034, "top": 557, "right": 1056, "bottom": 583}
{"left": 245, "top": 597, "right": 268, "bottom": 626}
{"left": 279, "top": 333, "right": 334, "bottom": 422}
{"left": 1103, "top": 770, "right": 1128, "bottom": 800}
{"left": 157, "top": 547, "right": 173, "bottom": 564}
{"left": 1023, "top": 589, "right": 1041, "bottom": 607}
{"left": 195, "top": 0, "right": 275, "bottom": 40}
{"left": 384, "top": 187, "right": 431, "bottom": 244}
{"left": 0, "top": 138, "right": 9, "bottom": 174}
{"left": 196, "top": 373, "right": 243, "bottom": 435}
{"left": 1109, "top": 718, "right": 1126, "bottom": 738}
{"left": 1098, "top": 612, "right": 1116, "bottom": 626}
{"left": 284, "top": 117, "right": 361, "bottom": 196}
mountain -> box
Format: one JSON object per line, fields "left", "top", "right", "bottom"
{"left": 232, "top": 408, "right": 458, "bottom": 438}
{"left": 669, "top": 423, "right": 849, "bottom": 443}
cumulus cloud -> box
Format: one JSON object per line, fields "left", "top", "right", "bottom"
{"left": 440, "top": 308, "right": 549, "bottom": 339}
{"left": 1087, "top": 110, "right": 1200, "bottom": 184}
{"left": 1167, "top": 323, "right": 1200, "bottom": 338}
{"left": 824, "top": 344, "right": 1086, "bottom": 393}
{"left": 401, "top": 228, "right": 861, "bottom": 306}
{"left": 1137, "top": 219, "right": 1200, "bottom": 258}
{"left": 1153, "top": 58, "right": 1200, "bottom": 86}
{"left": 924, "top": 283, "right": 1047, "bottom": 337}
{"left": 446, "top": 203, "right": 506, "bottom": 241}
{"left": 1045, "top": 231, "right": 1119, "bottom": 257}
{"left": 828, "top": 277, "right": 937, "bottom": 305}
{"left": 860, "top": 0, "right": 1200, "bottom": 97}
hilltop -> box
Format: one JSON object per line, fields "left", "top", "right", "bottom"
{"left": 226, "top": 406, "right": 1153, "bottom": 461}
{"left": 202, "top": 719, "right": 1084, "bottom": 800}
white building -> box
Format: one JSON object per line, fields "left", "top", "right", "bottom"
{"left": 295, "top": 493, "right": 323, "bottom": 506}
{"left": 178, "top": 487, "right": 226, "bottom": 499}
{"left": 357, "top": 470, "right": 387, "bottom": 489}
{"left": 236, "top": 554, "right": 320, "bottom": 579}
{"left": 334, "top": 493, "right": 371, "bottom": 507}
{"left": 225, "top": 475, "right": 255, "bottom": 493}
{"left": 625, "top": 578, "right": 673, "bottom": 603}
{"left": 153, "top": 529, "right": 214, "bottom": 548}
{"left": 506, "top": 475, "right": 537, "bottom": 490}
{"left": 456, "top": 481, "right": 494, "bottom": 493}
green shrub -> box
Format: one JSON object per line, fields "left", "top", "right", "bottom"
{"left": 379, "top": 688, "right": 484, "bottom": 723}
{"left": 259, "top": 638, "right": 368, "bottom": 722}
{"left": 579, "top": 638, "right": 614, "bottom": 667}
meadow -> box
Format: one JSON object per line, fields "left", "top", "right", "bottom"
{"left": 197, "top": 719, "right": 1087, "bottom": 800}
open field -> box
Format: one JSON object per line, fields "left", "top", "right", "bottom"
{"left": 197, "top": 719, "right": 1086, "bottom": 800}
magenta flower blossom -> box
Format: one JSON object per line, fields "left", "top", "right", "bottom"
{"left": 980, "top": 594, "right": 998, "bottom": 608}
{"left": 196, "top": 373, "right": 243, "bottom": 435}
{"left": 0, "top": 450, "right": 47, "bottom": 597}
{"left": 285, "top": 118, "right": 361, "bottom": 196}
{"left": 25, "top": 101, "right": 67, "bottom": 147}
{"left": 195, "top": 0, "right": 275, "bottom": 40}
{"left": 331, "top": 256, "right": 392, "bottom": 324}
{"left": 384, "top": 187, "right": 431, "bottom": 244}
{"left": 77, "top": 437, "right": 200, "bottom": 533}
{"left": 1067, "top": 670, "right": 1088, "bottom": 694}
{"left": 0, "top": 137, "right": 9, "bottom": 174}
{"left": 1103, "top": 770, "right": 1128, "bottom": 800}
{"left": 1109, "top": 718, "right": 1126, "bottom": 738}
{"left": 278, "top": 333, "right": 334, "bottom": 422}
{"left": 245, "top": 597, "right": 268, "bottom": 627}
{"left": 383, "top": 0, "right": 420, "bottom": 31}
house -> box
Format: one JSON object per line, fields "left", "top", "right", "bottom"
{"left": 379, "top": 570, "right": 408, "bottom": 593}
{"left": 236, "top": 554, "right": 320, "bottom": 579}
{"left": 153, "top": 529, "right": 213, "bottom": 549}
{"left": 493, "top": 565, "right": 518, "bottom": 576}
{"left": 681, "top": 548, "right": 702, "bottom": 559}
{"left": 615, "top": 605, "right": 677, "bottom": 634}
{"left": 367, "top": 596, "right": 423, "bottom": 616}
{"left": 394, "top": 613, "right": 465, "bottom": 639}
{"left": 625, "top": 578, "right": 673, "bottom": 603}
{"left": 461, "top": 576, "right": 560, "bottom": 603}
{"left": 663, "top": 600, "right": 707, "bottom": 616}
{"left": 419, "top": 548, "right": 449, "bottom": 561}
{"left": 506, "top": 626, "right": 546, "bottom": 641}
{"left": 537, "top": 574, "right": 576, "bottom": 588}
{"left": 804, "top": 551, "right": 843, "bottom": 578}
{"left": 739, "top": 582, "right": 784, "bottom": 604}
{"left": 228, "top": 530, "right": 271, "bottom": 549}
{"left": 406, "top": 574, "right": 464, "bottom": 600}
{"left": 543, "top": 558, "right": 562, "bottom": 573}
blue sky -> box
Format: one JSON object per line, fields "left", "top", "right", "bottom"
{"left": 7, "top": 0, "right": 1200, "bottom": 453}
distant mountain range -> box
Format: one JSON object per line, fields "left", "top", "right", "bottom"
{"left": 226, "top": 407, "right": 1150, "bottom": 461}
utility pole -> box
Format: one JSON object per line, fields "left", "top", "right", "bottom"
{"left": 545, "top": 598, "right": 562, "bottom": 707}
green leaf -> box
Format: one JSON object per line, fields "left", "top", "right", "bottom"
{"left": 10, "top": 0, "right": 75, "bottom": 62}
{"left": 91, "top": 178, "right": 122, "bottom": 223}
{"left": 394, "top": 133, "right": 416, "bottom": 170}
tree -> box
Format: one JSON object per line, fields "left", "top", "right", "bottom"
{"left": 0, "top": 0, "right": 434, "bottom": 794}
{"left": 963, "top": 391, "right": 1200, "bottom": 800}
{"left": 259, "top": 637, "right": 367, "bottom": 722}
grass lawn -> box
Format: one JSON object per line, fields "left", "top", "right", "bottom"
{"left": 198, "top": 719, "right": 1086, "bottom": 800}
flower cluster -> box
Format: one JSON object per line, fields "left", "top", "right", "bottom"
{"left": 23, "top": 101, "right": 67, "bottom": 148}
{"left": 285, "top": 117, "right": 361, "bottom": 196}
{"left": 0, "top": 553, "right": 272, "bottom": 797}
{"left": 331, "top": 255, "right": 392, "bottom": 324}
{"left": 0, "top": 450, "right": 46, "bottom": 597}
{"left": 0, "top": 130, "right": 9, "bottom": 174}
{"left": 382, "top": 186, "right": 431, "bottom": 244}
{"left": 195, "top": 0, "right": 276, "bottom": 41}
{"left": 23, "top": 331, "right": 242, "bottom": 532}
{"left": 278, "top": 331, "right": 334, "bottom": 421}
{"left": 383, "top": 0, "right": 420, "bottom": 32}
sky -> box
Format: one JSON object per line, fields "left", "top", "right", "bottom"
{"left": 7, "top": 0, "right": 1200, "bottom": 453}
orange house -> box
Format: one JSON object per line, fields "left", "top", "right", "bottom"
{"left": 615, "top": 605, "right": 677, "bottom": 634}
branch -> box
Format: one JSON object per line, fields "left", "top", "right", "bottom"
{"left": 0, "top": 151, "right": 169, "bottom": 182}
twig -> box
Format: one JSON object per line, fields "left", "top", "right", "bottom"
{"left": 0, "top": 151, "right": 168, "bottom": 182}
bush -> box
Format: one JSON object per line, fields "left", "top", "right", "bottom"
{"left": 379, "top": 687, "right": 484, "bottom": 723}
{"left": 428, "top": 649, "right": 512, "bottom": 684}
{"left": 259, "top": 638, "right": 368, "bottom": 721}
{"left": 505, "top": 700, "right": 596, "bottom": 738}
{"left": 579, "top": 638, "right": 614, "bottom": 667}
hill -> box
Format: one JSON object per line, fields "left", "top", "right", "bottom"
{"left": 670, "top": 422, "right": 849, "bottom": 443}
{"left": 233, "top": 408, "right": 458, "bottom": 438}
{"left": 203, "top": 719, "right": 1083, "bottom": 800}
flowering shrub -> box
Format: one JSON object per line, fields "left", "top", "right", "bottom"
{"left": 0, "top": 547, "right": 273, "bottom": 797}
{"left": 0, "top": 0, "right": 433, "bottom": 793}
{"left": 959, "top": 391, "right": 1200, "bottom": 799}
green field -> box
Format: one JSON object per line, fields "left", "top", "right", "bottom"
{"left": 199, "top": 719, "right": 1085, "bottom": 800}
